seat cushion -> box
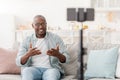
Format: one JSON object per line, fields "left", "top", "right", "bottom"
{"left": 61, "top": 75, "right": 77, "bottom": 80}
{"left": 0, "top": 74, "right": 77, "bottom": 80}
{"left": 0, "top": 74, "right": 21, "bottom": 80}
{"left": 89, "top": 78, "right": 120, "bottom": 80}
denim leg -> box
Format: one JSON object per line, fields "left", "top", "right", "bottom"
{"left": 42, "top": 68, "right": 61, "bottom": 80}
{"left": 22, "top": 67, "right": 43, "bottom": 80}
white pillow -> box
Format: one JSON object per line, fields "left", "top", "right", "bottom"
{"left": 116, "top": 49, "right": 120, "bottom": 78}
{"left": 62, "top": 43, "right": 79, "bottom": 78}
{"left": 85, "top": 47, "right": 119, "bottom": 79}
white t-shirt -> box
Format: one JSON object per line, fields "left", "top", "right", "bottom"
{"left": 31, "top": 38, "right": 52, "bottom": 68}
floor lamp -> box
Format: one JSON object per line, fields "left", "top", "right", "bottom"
{"left": 67, "top": 8, "right": 94, "bottom": 80}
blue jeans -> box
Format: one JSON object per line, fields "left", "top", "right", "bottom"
{"left": 21, "top": 67, "right": 61, "bottom": 80}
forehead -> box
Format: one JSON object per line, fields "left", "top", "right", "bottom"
{"left": 33, "top": 17, "right": 46, "bottom": 23}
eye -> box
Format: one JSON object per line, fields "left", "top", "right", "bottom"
{"left": 35, "top": 23, "right": 40, "bottom": 27}
{"left": 34, "top": 23, "right": 46, "bottom": 27}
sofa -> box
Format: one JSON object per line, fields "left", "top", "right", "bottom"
{"left": 2, "top": 42, "right": 120, "bottom": 80}
{"left": 0, "top": 43, "right": 79, "bottom": 80}
{"left": 84, "top": 43, "right": 120, "bottom": 80}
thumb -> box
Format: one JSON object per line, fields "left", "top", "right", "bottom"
{"left": 29, "top": 42, "right": 32, "bottom": 48}
{"left": 56, "top": 45, "right": 59, "bottom": 51}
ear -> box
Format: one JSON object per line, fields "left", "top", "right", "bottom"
{"left": 32, "top": 23, "right": 34, "bottom": 28}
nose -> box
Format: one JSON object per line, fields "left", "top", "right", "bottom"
{"left": 37, "top": 23, "right": 44, "bottom": 28}
{"left": 38, "top": 24, "right": 42, "bottom": 28}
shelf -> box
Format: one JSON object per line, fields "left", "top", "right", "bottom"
{"left": 15, "top": 29, "right": 34, "bottom": 32}
{"left": 95, "top": 8, "right": 120, "bottom": 12}
{"left": 15, "top": 29, "right": 79, "bottom": 45}
{"left": 91, "top": 0, "right": 120, "bottom": 10}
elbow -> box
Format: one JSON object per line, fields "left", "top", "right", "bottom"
{"left": 16, "top": 56, "right": 24, "bottom": 67}
{"left": 16, "top": 58, "right": 20, "bottom": 67}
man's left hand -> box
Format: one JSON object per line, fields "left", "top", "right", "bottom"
{"left": 47, "top": 45, "right": 60, "bottom": 57}
{"left": 47, "top": 45, "right": 66, "bottom": 63}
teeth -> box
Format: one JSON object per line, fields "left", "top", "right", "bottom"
{"left": 39, "top": 30, "right": 43, "bottom": 32}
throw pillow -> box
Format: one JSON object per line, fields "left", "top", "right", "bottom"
{"left": 116, "top": 50, "right": 120, "bottom": 78}
{"left": 85, "top": 47, "right": 119, "bottom": 79}
{"left": 61, "top": 43, "right": 79, "bottom": 78}
{"left": 0, "top": 48, "right": 21, "bottom": 74}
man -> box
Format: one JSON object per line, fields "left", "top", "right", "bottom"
{"left": 16, "top": 15, "right": 69, "bottom": 80}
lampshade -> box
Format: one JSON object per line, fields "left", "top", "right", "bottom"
{"left": 86, "top": 8, "right": 95, "bottom": 21}
{"left": 78, "top": 8, "right": 85, "bottom": 22}
{"left": 67, "top": 8, "right": 77, "bottom": 21}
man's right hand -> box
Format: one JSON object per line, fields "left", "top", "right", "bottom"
{"left": 21, "top": 42, "right": 41, "bottom": 65}
{"left": 27, "top": 43, "right": 41, "bottom": 57}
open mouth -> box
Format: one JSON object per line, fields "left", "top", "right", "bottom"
{"left": 39, "top": 29, "right": 44, "bottom": 33}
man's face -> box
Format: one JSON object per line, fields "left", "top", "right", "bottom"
{"left": 32, "top": 17, "right": 47, "bottom": 37}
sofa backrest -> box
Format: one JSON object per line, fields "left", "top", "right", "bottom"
{"left": 61, "top": 43, "right": 80, "bottom": 78}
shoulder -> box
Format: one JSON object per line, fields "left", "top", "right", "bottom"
{"left": 47, "top": 32, "right": 61, "bottom": 39}
{"left": 23, "top": 33, "right": 35, "bottom": 42}
{"left": 47, "top": 32, "right": 64, "bottom": 43}
{"left": 21, "top": 33, "right": 35, "bottom": 48}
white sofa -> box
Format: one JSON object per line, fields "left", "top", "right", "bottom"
{"left": 1, "top": 42, "right": 120, "bottom": 80}
{"left": 0, "top": 43, "right": 79, "bottom": 80}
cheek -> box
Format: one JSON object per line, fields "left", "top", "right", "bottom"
{"left": 44, "top": 27, "right": 47, "bottom": 30}
{"left": 34, "top": 28, "right": 39, "bottom": 32}
{"left": 44, "top": 28, "right": 46, "bottom": 31}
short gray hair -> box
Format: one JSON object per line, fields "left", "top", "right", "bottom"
{"left": 33, "top": 15, "right": 46, "bottom": 22}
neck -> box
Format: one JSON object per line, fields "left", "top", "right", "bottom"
{"left": 36, "top": 33, "right": 46, "bottom": 38}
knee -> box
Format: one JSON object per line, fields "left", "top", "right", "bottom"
{"left": 48, "top": 69, "right": 60, "bottom": 74}
{"left": 22, "top": 67, "right": 33, "bottom": 75}
{"left": 43, "top": 68, "right": 61, "bottom": 80}
{"left": 22, "top": 67, "right": 42, "bottom": 80}
{"left": 22, "top": 67, "right": 36, "bottom": 78}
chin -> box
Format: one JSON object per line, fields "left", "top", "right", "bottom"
{"left": 37, "top": 31, "right": 43, "bottom": 34}
{"left": 38, "top": 32, "right": 46, "bottom": 36}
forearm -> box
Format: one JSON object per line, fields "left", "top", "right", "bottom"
{"left": 21, "top": 53, "right": 30, "bottom": 65}
{"left": 56, "top": 53, "right": 66, "bottom": 63}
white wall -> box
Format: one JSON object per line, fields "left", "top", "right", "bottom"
{"left": 0, "top": 14, "right": 15, "bottom": 48}
{"left": 0, "top": 0, "right": 90, "bottom": 48}
{"left": 0, "top": 0, "right": 90, "bottom": 29}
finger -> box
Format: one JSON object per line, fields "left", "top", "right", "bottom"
{"left": 36, "top": 50, "right": 41, "bottom": 55}
{"left": 32, "top": 47, "right": 37, "bottom": 50}
{"left": 33, "top": 50, "right": 41, "bottom": 55}
{"left": 33, "top": 49, "right": 40, "bottom": 53}
{"left": 29, "top": 42, "right": 32, "bottom": 48}
{"left": 36, "top": 49, "right": 41, "bottom": 52}
{"left": 56, "top": 45, "right": 59, "bottom": 50}
{"left": 50, "top": 49, "right": 54, "bottom": 52}
{"left": 47, "top": 52, "right": 52, "bottom": 56}
{"left": 47, "top": 50, "right": 53, "bottom": 53}
{"left": 47, "top": 50, "right": 51, "bottom": 53}
{"left": 51, "top": 48, "right": 56, "bottom": 51}
{"left": 47, "top": 50, "right": 52, "bottom": 55}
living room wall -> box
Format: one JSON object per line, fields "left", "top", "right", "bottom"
{"left": 0, "top": 0, "right": 90, "bottom": 48}
{"left": 0, "top": 0, "right": 90, "bottom": 29}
